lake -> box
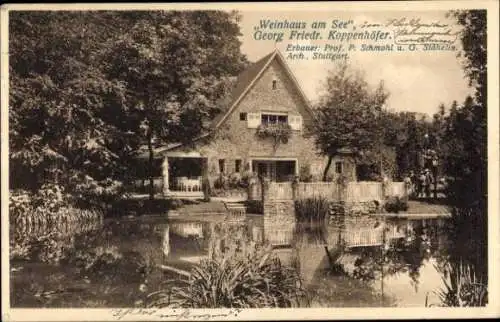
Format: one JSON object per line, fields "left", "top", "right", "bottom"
{"left": 10, "top": 212, "right": 454, "bottom": 308}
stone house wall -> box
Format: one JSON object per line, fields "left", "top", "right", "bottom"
{"left": 168, "top": 58, "right": 356, "bottom": 183}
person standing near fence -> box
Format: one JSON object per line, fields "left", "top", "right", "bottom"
{"left": 424, "top": 168, "right": 433, "bottom": 198}
{"left": 404, "top": 173, "right": 412, "bottom": 197}
{"left": 418, "top": 171, "right": 426, "bottom": 198}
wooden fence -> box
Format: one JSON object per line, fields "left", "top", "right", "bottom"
{"left": 249, "top": 180, "right": 407, "bottom": 202}
{"left": 295, "top": 182, "right": 341, "bottom": 200}
{"left": 384, "top": 182, "right": 406, "bottom": 198}
{"left": 268, "top": 183, "right": 294, "bottom": 200}
{"left": 345, "top": 182, "right": 383, "bottom": 202}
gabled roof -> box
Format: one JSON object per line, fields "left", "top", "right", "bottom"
{"left": 209, "top": 52, "right": 275, "bottom": 128}
{"left": 213, "top": 48, "right": 315, "bottom": 129}
{"left": 143, "top": 49, "right": 315, "bottom": 157}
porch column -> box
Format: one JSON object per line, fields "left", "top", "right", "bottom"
{"left": 162, "top": 157, "right": 169, "bottom": 196}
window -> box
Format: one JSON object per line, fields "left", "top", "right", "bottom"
{"left": 218, "top": 159, "right": 225, "bottom": 173}
{"left": 235, "top": 159, "right": 242, "bottom": 173}
{"left": 272, "top": 80, "right": 277, "bottom": 90}
{"left": 240, "top": 112, "right": 247, "bottom": 121}
{"left": 335, "top": 161, "right": 343, "bottom": 174}
{"left": 261, "top": 113, "right": 288, "bottom": 125}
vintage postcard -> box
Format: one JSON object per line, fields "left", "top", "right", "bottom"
{"left": 1, "top": 1, "right": 499, "bottom": 321}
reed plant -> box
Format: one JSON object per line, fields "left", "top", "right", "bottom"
{"left": 427, "top": 261, "right": 487, "bottom": 307}
{"left": 294, "top": 197, "right": 330, "bottom": 225}
{"left": 147, "top": 245, "right": 305, "bottom": 308}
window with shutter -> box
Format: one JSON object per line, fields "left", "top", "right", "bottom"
{"left": 247, "top": 112, "right": 261, "bottom": 128}
{"left": 296, "top": 115, "right": 303, "bottom": 130}
{"left": 289, "top": 115, "right": 303, "bottom": 131}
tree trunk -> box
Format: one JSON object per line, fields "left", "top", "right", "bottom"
{"left": 147, "top": 130, "right": 155, "bottom": 201}
{"left": 322, "top": 155, "right": 333, "bottom": 181}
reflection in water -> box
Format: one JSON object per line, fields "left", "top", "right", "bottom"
{"left": 11, "top": 210, "right": 475, "bottom": 308}
{"left": 158, "top": 215, "right": 452, "bottom": 307}
{"left": 282, "top": 216, "right": 453, "bottom": 306}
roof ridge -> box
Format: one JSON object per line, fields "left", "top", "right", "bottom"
{"left": 214, "top": 49, "right": 314, "bottom": 127}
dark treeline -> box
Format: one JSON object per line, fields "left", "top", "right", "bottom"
{"left": 9, "top": 11, "right": 249, "bottom": 204}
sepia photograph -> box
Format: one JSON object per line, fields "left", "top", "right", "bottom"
{"left": 1, "top": 1, "right": 499, "bottom": 321}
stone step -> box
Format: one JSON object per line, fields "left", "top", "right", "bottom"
{"left": 223, "top": 201, "right": 246, "bottom": 216}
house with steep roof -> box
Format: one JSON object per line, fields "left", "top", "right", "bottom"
{"left": 136, "top": 50, "right": 357, "bottom": 198}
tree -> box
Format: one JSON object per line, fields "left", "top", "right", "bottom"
{"left": 436, "top": 9, "right": 488, "bottom": 281}
{"left": 103, "top": 11, "right": 248, "bottom": 199}
{"left": 440, "top": 10, "right": 487, "bottom": 208}
{"left": 9, "top": 11, "right": 248, "bottom": 204}
{"left": 450, "top": 10, "right": 487, "bottom": 107}
{"left": 9, "top": 12, "right": 135, "bottom": 206}
{"left": 312, "top": 64, "right": 389, "bottom": 181}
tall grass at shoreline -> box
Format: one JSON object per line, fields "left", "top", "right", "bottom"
{"left": 147, "top": 245, "right": 305, "bottom": 308}
{"left": 426, "top": 261, "right": 487, "bottom": 307}
{"left": 294, "top": 197, "right": 330, "bottom": 225}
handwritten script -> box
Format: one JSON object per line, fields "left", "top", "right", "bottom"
{"left": 387, "top": 17, "right": 460, "bottom": 44}
{"left": 111, "top": 308, "right": 243, "bottom": 321}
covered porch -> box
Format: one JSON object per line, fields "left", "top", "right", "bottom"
{"left": 163, "top": 151, "right": 208, "bottom": 198}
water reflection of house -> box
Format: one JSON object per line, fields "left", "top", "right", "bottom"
{"left": 162, "top": 220, "right": 266, "bottom": 267}
{"left": 264, "top": 226, "right": 295, "bottom": 246}
{"left": 169, "top": 222, "right": 204, "bottom": 238}
{"left": 252, "top": 225, "right": 264, "bottom": 243}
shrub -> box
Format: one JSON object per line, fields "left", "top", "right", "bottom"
{"left": 9, "top": 184, "right": 70, "bottom": 221}
{"left": 9, "top": 190, "right": 33, "bottom": 220}
{"left": 31, "top": 183, "right": 68, "bottom": 211}
{"left": 228, "top": 172, "right": 242, "bottom": 189}
{"left": 295, "top": 197, "right": 330, "bottom": 224}
{"left": 70, "top": 176, "right": 125, "bottom": 210}
{"left": 168, "top": 199, "right": 184, "bottom": 210}
{"left": 108, "top": 198, "right": 178, "bottom": 217}
{"left": 239, "top": 171, "right": 254, "bottom": 189}
{"left": 213, "top": 174, "right": 228, "bottom": 190}
{"left": 147, "top": 246, "right": 305, "bottom": 308}
{"left": 384, "top": 196, "right": 408, "bottom": 213}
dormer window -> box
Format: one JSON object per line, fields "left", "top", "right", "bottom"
{"left": 272, "top": 80, "right": 277, "bottom": 90}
